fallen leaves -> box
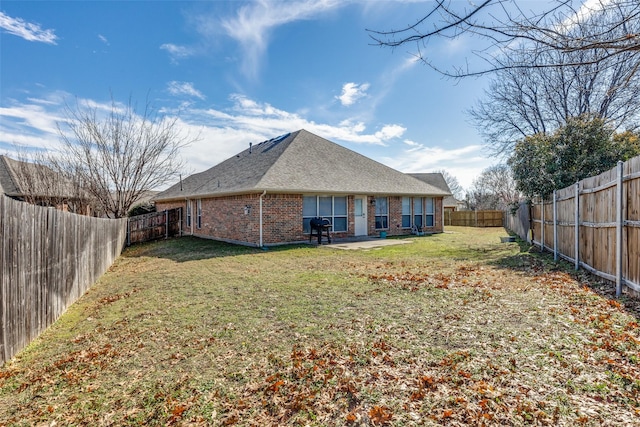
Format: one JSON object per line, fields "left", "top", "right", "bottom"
{"left": 2, "top": 234, "right": 640, "bottom": 426}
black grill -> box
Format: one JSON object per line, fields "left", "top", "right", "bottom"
{"left": 309, "top": 217, "right": 332, "bottom": 244}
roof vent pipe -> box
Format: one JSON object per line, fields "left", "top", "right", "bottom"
{"left": 249, "top": 142, "right": 252, "bottom": 154}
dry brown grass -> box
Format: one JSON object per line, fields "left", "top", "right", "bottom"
{"left": 1, "top": 227, "right": 639, "bottom": 426}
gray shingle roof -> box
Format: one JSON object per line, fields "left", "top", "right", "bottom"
{"left": 0, "top": 155, "right": 80, "bottom": 199}
{"left": 155, "top": 129, "right": 451, "bottom": 201}
{"left": 0, "top": 155, "right": 21, "bottom": 196}
{"left": 409, "top": 173, "right": 452, "bottom": 195}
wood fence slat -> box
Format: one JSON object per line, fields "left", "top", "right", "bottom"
{"left": 0, "top": 196, "right": 127, "bottom": 364}
{"left": 506, "top": 155, "right": 640, "bottom": 297}
{"left": 445, "top": 210, "right": 504, "bottom": 227}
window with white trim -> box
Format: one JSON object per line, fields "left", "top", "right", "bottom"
{"left": 196, "top": 199, "right": 202, "bottom": 229}
{"left": 374, "top": 197, "right": 388, "bottom": 229}
{"left": 302, "top": 195, "right": 348, "bottom": 233}
{"left": 186, "top": 200, "right": 192, "bottom": 228}
{"left": 426, "top": 197, "right": 435, "bottom": 227}
{"left": 401, "top": 197, "right": 411, "bottom": 228}
{"left": 413, "top": 197, "right": 424, "bottom": 228}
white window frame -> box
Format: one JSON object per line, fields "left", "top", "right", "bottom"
{"left": 401, "top": 197, "right": 411, "bottom": 228}
{"left": 425, "top": 197, "right": 435, "bottom": 227}
{"left": 196, "top": 199, "right": 202, "bottom": 229}
{"left": 413, "top": 197, "right": 424, "bottom": 229}
{"left": 186, "top": 199, "right": 192, "bottom": 228}
{"left": 302, "top": 195, "right": 348, "bottom": 233}
{"left": 374, "top": 197, "right": 389, "bottom": 230}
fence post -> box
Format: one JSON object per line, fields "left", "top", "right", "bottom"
{"left": 126, "top": 217, "right": 130, "bottom": 247}
{"left": 540, "top": 196, "right": 545, "bottom": 252}
{"left": 553, "top": 190, "right": 558, "bottom": 261}
{"left": 574, "top": 182, "right": 580, "bottom": 271}
{"left": 616, "top": 161, "right": 624, "bottom": 298}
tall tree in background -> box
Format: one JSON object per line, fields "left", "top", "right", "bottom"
{"left": 56, "top": 96, "right": 192, "bottom": 218}
{"left": 465, "top": 164, "right": 520, "bottom": 210}
{"left": 369, "top": 0, "right": 640, "bottom": 78}
{"left": 434, "top": 169, "right": 464, "bottom": 199}
{"left": 508, "top": 115, "right": 640, "bottom": 198}
{"left": 469, "top": 40, "right": 640, "bottom": 154}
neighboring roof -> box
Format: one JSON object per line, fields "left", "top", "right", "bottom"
{"left": 408, "top": 173, "right": 452, "bottom": 195}
{"left": 156, "top": 129, "right": 451, "bottom": 201}
{"left": 0, "top": 155, "right": 79, "bottom": 199}
{"left": 0, "top": 155, "right": 21, "bottom": 196}
{"left": 443, "top": 195, "right": 464, "bottom": 208}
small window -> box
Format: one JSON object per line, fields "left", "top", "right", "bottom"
{"left": 186, "top": 200, "right": 192, "bottom": 228}
{"left": 401, "top": 197, "right": 411, "bottom": 228}
{"left": 413, "top": 197, "right": 423, "bottom": 228}
{"left": 426, "top": 197, "right": 435, "bottom": 227}
{"left": 374, "top": 197, "right": 388, "bottom": 229}
{"left": 196, "top": 199, "right": 202, "bottom": 229}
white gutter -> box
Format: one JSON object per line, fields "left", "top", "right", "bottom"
{"left": 259, "top": 190, "right": 267, "bottom": 247}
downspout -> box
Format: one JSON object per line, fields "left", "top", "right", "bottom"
{"left": 259, "top": 190, "right": 267, "bottom": 247}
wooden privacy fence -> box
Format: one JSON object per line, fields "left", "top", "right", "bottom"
{"left": 507, "top": 156, "right": 640, "bottom": 297}
{"left": 0, "top": 195, "right": 127, "bottom": 364}
{"left": 127, "top": 208, "right": 182, "bottom": 245}
{"left": 504, "top": 202, "right": 531, "bottom": 243}
{"left": 445, "top": 210, "right": 504, "bottom": 227}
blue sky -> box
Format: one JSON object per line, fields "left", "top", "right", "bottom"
{"left": 1, "top": 0, "right": 501, "bottom": 191}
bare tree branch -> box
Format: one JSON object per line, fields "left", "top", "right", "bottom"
{"left": 55, "top": 95, "right": 194, "bottom": 218}
{"left": 368, "top": 0, "right": 640, "bottom": 78}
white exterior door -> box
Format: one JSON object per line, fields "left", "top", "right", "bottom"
{"left": 354, "top": 196, "right": 367, "bottom": 236}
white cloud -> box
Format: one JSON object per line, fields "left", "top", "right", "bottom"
{"left": 560, "top": 0, "right": 613, "bottom": 29}
{"left": 98, "top": 34, "right": 109, "bottom": 45}
{"left": 206, "top": 0, "right": 342, "bottom": 79}
{"left": 160, "top": 43, "right": 195, "bottom": 63}
{"left": 0, "top": 93, "right": 491, "bottom": 192}
{"left": 374, "top": 124, "right": 405, "bottom": 140}
{"left": 381, "top": 143, "right": 495, "bottom": 190}
{"left": 337, "top": 82, "right": 370, "bottom": 106}
{"left": 0, "top": 92, "right": 413, "bottom": 182}
{"left": 0, "top": 11, "right": 57, "bottom": 44}
{"left": 167, "top": 81, "right": 205, "bottom": 100}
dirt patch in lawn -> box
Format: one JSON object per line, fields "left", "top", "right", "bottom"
{"left": 1, "top": 227, "right": 639, "bottom": 426}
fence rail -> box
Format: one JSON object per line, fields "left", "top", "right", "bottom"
{"left": 506, "top": 156, "right": 640, "bottom": 297}
{"left": 1, "top": 195, "right": 127, "bottom": 364}
{"left": 445, "top": 210, "right": 504, "bottom": 227}
{"left": 127, "top": 208, "right": 181, "bottom": 245}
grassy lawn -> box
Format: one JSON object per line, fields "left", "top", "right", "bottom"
{"left": 1, "top": 227, "right": 639, "bottom": 426}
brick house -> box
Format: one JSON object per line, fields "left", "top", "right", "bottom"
{"left": 409, "top": 173, "right": 464, "bottom": 213}
{"left": 154, "top": 129, "right": 451, "bottom": 247}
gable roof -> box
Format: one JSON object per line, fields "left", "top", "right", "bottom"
{"left": 443, "top": 195, "right": 464, "bottom": 208}
{"left": 408, "top": 173, "right": 452, "bottom": 195}
{"left": 156, "top": 129, "right": 451, "bottom": 201}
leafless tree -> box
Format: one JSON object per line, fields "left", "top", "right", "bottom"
{"left": 465, "top": 164, "right": 520, "bottom": 210}
{"left": 368, "top": 0, "right": 640, "bottom": 78}
{"left": 434, "top": 169, "right": 465, "bottom": 199}
{"left": 469, "top": 38, "right": 640, "bottom": 154}
{"left": 56, "top": 96, "right": 192, "bottom": 218}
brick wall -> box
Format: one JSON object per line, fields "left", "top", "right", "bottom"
{"left": 369, "top": 196, "right": 445, "bottom": 237}
{"left": 157, "top": 193, "right": 445, "bottom": 246}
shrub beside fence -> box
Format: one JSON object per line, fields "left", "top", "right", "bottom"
{"left": 506, "top": 156, "right": 640, "bottom": 297}
{"left": 0, "top": 195, "right": 127, "bottom": 364}
{"left": 445, "top": 210, "right": 504, "bottom": 227}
